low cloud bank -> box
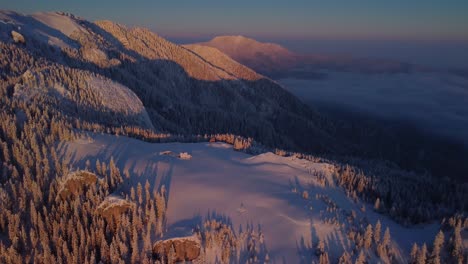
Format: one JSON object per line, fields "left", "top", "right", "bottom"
{"left": 280, "top": 72, "right": 468, "bottom": 145}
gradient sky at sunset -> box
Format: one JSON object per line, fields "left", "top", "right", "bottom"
{"left": 2, "top": 0, "right": 468, "bottom": 41}
{"left": 2, "top": 0, "right": 468, "bottom": 67}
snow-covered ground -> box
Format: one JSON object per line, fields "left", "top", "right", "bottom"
{"left": 59, "top": 133, "right": 439, "bottom": 262}
{"left": 87, "top": 76, "right": 154, "bottom": 129}
{"left": 31, "top": 12, "right": 84, "bottom": 37}
{"left": 0, "top": 10, "right": 82, "bottom": 48}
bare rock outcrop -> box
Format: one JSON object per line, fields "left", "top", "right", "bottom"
{"left": 153, "top": 236, "right": 201, "bottom": 262}
{"left": 11, "top": 30, "right": 25, "bottom": 43}
{"left": 57, "top": 170, "right": 97, "bottom": 199}
{"left": 97, "top": 196, "right": 134, "bottom": 220}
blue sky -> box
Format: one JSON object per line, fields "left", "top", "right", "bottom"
{"left": 2, "top": 0, "right": 468, "bottom": 41}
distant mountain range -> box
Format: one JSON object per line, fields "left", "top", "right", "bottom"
{"left": 194, "top": 35, "right": 298, "bottom": 75}
{"left": 195, "top": 35, "right": 430, "bottom": 79}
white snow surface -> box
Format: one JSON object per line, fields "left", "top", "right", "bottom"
{"left": 87, "top": 76, "right": 154, "bottom": 130}
{"left": 0, "top": 10, "right": 82, "bottom": 48}
{"left": 31, "top": 12, "right": 83, "bottom": 37}
{"left": 59, "top": 133, "right": 439, "bottom": 262}
{"left": 12, "top": 70, "right": 154, "bottom": 130}
{"left": 97, "top": 195, "right": 133, "bottom": 212}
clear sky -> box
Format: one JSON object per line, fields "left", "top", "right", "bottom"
{"left": 1, "top": 0, "right": 468, "bottom": 41}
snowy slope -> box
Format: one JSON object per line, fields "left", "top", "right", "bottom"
{"left": 1, "top": 9, "right": 334, "bottom": 154}
{"left": 184, "top": 44, "right": 261, "bottom": 81}
{"left": 11, "top": 66, "right": 154, "bottom": 130}
{"left": 59, "top": 133, "right": 439, "bottom": 262}
{"left": 0, "top": 10, "right": 82, "bottom": 48}
{"left": 31, "top": 12, "right": 83, "bottom": 36}
{"left": 196, "top": 35, "right": 298, "bottom": 75}
{"left": 87, "top": 76, "right": 154, "bottom": 129}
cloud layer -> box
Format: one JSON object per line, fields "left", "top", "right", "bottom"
{"left": 280, "top": 72, "right": 468, "bottom": 145}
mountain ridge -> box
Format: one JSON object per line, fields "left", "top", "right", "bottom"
{"left": 195, "top": 35, "right": 299, "bottom": 75}
{"left": 0, "top": 10, "right": 339, "bottom": 154}
{"left": 194, "top": 35, "right": 430, "bottom": 78}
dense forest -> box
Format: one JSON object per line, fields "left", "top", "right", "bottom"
{"left": 0, "top": 69, "right": 269, "bottom": 263}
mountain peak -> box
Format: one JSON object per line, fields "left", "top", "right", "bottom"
{"left": 211, "top": 35, "right": 258, "bottom": 43}
{"left": 195, "top": 35, "right": 297, "bottom": 75}
{"left": 208, "top": 35, "right": 289, "bottom": 50}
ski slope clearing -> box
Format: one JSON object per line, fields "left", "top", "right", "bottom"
{"left": 59, "top": 133, "right": 438, "bottom": 262}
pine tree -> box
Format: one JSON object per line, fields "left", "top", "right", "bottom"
{"left": 355, "top": 250, "right": 366, "bottom": 264}
{"left": 417, "top": 243, "right": 427, "bottom": 264}
{"left": 100, "top": 236, "right": 110, "bottom": 263}
{"left": 131, "top": 226, "right": 139, "bottom": 264}
{"left": 364, "top": 224, "right": 373, "bottom": 249}
{"left": 382, "top": 227, "right": 391, "bottom": 248}
{"left": 137, "top": 182, "right": 143, "bottom": 205}
{"left": 319, "top": 252, "right": 330, "bottom": 264}
{"left": 374, "top": 220, "right": 381, "bottom": 244}
{"left": 431, "top": 230, "right": 444, "bottom": 264}
{"left": 339, "top": 251, "right": 352, "bottom": 264}
{"left": 130, "top": 187, "right": 136, "bottom": 201}
{"left": 168, "top": 244, "right": 175, "bottom": 264}
{"left": 222, "top": 238, "right": 231, "bottom": 263}
{"left": 316, "top": 240, "right": 325, "bottom": 256}
{"left": 145, "top": 180, "right": 151, "bottom": 205}
{"left": 410, "top": 243, "right": 419, "bottom": 264}
{"left": 143, "top": 222, "right": 152, "bottom": 257}
{"left": 450, "top": 223, "right": 463, "bottom": 263}
{"left": 376, "top": 243, "right": 387, "bottom": 259}
{"left": 155, "top": 190, "right": 166, "bottom": 235}
{"left": 374, "top": 198, "right": 381, "bottom": 211}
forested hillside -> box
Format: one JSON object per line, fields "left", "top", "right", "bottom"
{"left": 0, "top": 10, "right": 338, "bottom": 154}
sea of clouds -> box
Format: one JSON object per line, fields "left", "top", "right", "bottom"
{"left": 280, "top": 71, "right": 468, "bottom": 145}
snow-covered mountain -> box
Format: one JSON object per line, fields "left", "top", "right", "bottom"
{"left": 195, "top": 35, "right": 299, "bottom": 75}
{"left": 0, "top": 10, "right": 337, "bottom": 153}
{"left": 195, "top": 35, "right": 428, "bottom": 79}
